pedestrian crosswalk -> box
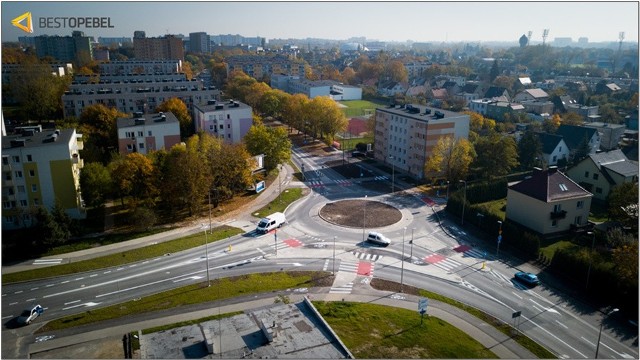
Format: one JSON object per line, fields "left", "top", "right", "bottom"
{"left": 462, "top": 248, "right": 486, "bottom": 259}
{"left": 374, "top": 175, "right": 389, "bottom": 181}
{"left": 334, "top": 179, "right": 352, "bottom": 186}
{"left": 338, "top": 260, "right": 358, "bottom": 273}
{"left": 424, "top": 254, "right": 461, "bottom": 272}
{"left": 308, "top": 180, "right": 324, "bottom": 188}
{"left": 329, "top": 282, "right": 354, "bottom": 294}
{"left": 352, "top": 251, "right": 382, "bottom": 262}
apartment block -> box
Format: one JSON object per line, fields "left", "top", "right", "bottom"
{"left": 62, "top": 78, "right": 220, "bottom": 118}
{"left": 133, "top": 32, "right": 184, "bottom": 61}
{"left": 272, "top": 77, "right": 362, "bottom": 100}
{"left": 226, "top": 55, "right": 305, "bottom": 79}
{"left": 194, "top": 100, "right": 253, "bottom": 144}
{"left": 99, "top": 60, "right": 183, "bottom": 75}
{"left": 2, "top": 127, "right": 85, "bottom": 230}
{"left": 34, "top": 31, "right": 92, "bottom": 63}
{"left": 189, "top": 32, "right": 210, "bottom": 53}
{"left": 374, "top": 104, "right": 470, "bottom": 179}
{"left": 117, "top": 112, "right": 181, "bottom": 155}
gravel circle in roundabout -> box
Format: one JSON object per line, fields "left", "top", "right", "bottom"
{"left": 319, "top": 199, "right": 402, "bottom": 228}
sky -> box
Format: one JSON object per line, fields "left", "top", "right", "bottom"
{"left": 1, "top": 1, "right": 638, "bottom": 44}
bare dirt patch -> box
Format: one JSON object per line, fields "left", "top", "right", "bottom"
{"left": 319, "top": 200, "right": 401, "bottom": 228}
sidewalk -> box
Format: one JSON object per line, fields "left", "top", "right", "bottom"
{"left": 28, "top": 287, "right": 536, "bottom": 359}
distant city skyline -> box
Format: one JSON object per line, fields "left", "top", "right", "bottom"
{"left": 1, "top": 1, "right": 638, "bottom": 45}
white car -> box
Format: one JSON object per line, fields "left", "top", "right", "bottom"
{"left": 17, "top": 304, "right": 44, "bottom": 325}
{"left": 366, "top": 231, "right": 391, "bottom": 246}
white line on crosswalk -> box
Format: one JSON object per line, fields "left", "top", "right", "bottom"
{"left": 322, "top": 259, "right": 329, "bottom": 271}
{"left": 464, "top": 249, "right": 486, "bottom": 259}
{"left": 431, "top": 258, "right": 461, "bottom": 271}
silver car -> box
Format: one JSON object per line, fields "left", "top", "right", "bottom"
{"left": 17, "top": 304, "right": 44, "bottom": 325}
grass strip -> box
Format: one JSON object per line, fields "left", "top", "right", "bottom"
{"left": 141, "top": 311, "right": 243, "bottom": 335}
{"left": 38, "top": 271, "right": 330, "bottom": 332}
{"left": 2, "top": 225, "right": 244, "bottom": 284}
{"left": 313, "top": 301, "right": 497, "bottom": 359}
{"left": 252, "top": 187, "right": 304, "bottom": 218}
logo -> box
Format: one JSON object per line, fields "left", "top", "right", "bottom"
{"left": 12, "top": 11, "right": 33, "bottom": 33}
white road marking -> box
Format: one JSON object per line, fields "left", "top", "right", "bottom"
{"left": 555, "top": 320, "right": 569, "bottom": 329}
{"left": 14, "top": 291, "right": 23, "bottom": 294}
{"left": 64, "top": 300, "right": 81, "bottom": 305}
{"left": 173, "top": 276, "right": 203, "bottom": 283}
{"left": 103, "top": 271, "right": 111, "bottom": 274}
{"left": 9, "top": 302, "right": 18, "bottom": 306}
{"left": 61, "top": 281, "right": 69, "bottom": 284}
{"left": 89, "top": 274, "right": 98, "bottom": 278}
{"left": 26, "top": 298, "right": 36, "bottom": 302}
{"left": 580, "top": 337, "right": 595, "bottom": 347}
{"left": 45, "top": 284, "right": 54, "bottom": 287}
{"left": 62, "top": 302, "right": 101, "bottom": 311}
{"left": 30, "top": 287, "right": 39, "bottom": 291}
{"left": 2, "top": 315, "right": 13, "bottom": 320}
{"left": 600, "top": 341, "right": 634, "bottom": 358}
{"left": 75, "top": 277, "right": 84, "bottom": 281}
{"left": 530, "top": 299, "right": 560, "bottom": 315}
{"left": 511, "top": 291, "right": 523, "bottom": 299}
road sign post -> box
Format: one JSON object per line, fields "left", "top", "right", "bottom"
{"left": 512, "top": 310, "right": 521, "bottom": 331}
{"left": 418, "top": 298, "right": 429, "bottom": 325}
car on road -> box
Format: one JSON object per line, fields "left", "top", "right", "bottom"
{"left": 514, "top": 272, "right": 540, "bottom": 287}
{"left": 366, "top": 231, "right": 391, "bottom": 246}
{"left": 17, "top": 304, "right": 44, "bottom": 325}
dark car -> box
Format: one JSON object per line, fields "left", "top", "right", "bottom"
{"left": 514, "top": 272, "right": 540, "bottom": 287}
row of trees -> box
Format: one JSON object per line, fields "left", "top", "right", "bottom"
{"left": 224, "top": 71, "right": 349, "bottom": 145}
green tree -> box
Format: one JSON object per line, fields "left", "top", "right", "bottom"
{"left": 424, "top": 136, "right": 476, "bottom": 182}
{"left": 612, "top": 243, "right": 639, "bottom": 289}
{"left": 156, "top": 98, "right": 193, "bottom": 138}
{"left": 9, "top": 63, "right": 71, "bottom": 120}
{"left": 472, "top": 133, "right": 519, "bottom": 180}
{"left": 489, "top": 59, "right": 500, "bottom": 82}
{"left": 306, "top": 96, "right": 348, "bottom": 144}
{"left": 224, "top": 70, "right": 257, "bottom": 103}
{"left": 607, "top": 182, "right": 639, "bottom": 229}
{"left": 517, "top": 130, "right": 543, "bottom": 170}
{"left": 571, "top": 135, "right": 592, "bottom": 164}
{"left": 108, "top": 153, "right": 158, "bottom": 207}
{"left": 79, "top": 104, "right": 127, "bottom": 164}
{"left": 244, "top": 125, "right": 292, "bottom": 171}
{"left": 282, "top": 93, "right": 310, "bottom": 133}
{"left": 79, "top": 162, "right": 112, "bottom": 208}
{"left": 208, "top": 143, "right": 255, "bottom": 206}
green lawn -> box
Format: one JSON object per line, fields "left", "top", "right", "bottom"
{"left": 476, "top": 199, "right": 507, "bottom": 219}
{"left": 314, "top": 302, "right": 497, "bottom": 359}
{"left": 252, "top": 187, "right": 304, "bottom": 218}
{"left": 338, "top": 99, "right": 385, "bottom": 117}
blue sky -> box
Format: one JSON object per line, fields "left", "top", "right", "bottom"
{"left": 2, "top": 1, "right": 638, "bottom": 44}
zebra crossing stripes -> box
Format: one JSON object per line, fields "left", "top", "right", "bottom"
{"left": 374, "top": 175, "right": 389, "bottom": 181}
{"left": 308, "top": 180, "right": 324, "bottom": 188}
{"left": 329, "top": 282, "right": 354, "bottom": 294}
{"left": 334, "top": 179, "right": 352, "bottom": 186}
{"left": 322, "top": 259, "right": 330, "bottom": 271}
{"left": 424, "top": 254, "right": 461, "bottom": 272}
{"left": 463, "top": 249, "right": 486, "bottom": 259}
{"left": 338, "top": 260, "right": 358, "bottom": 273}
{"left": 352, "top": 252, "right": 382, "bottom": 262}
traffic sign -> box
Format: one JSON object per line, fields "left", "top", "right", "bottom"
{"left": 418, "top": 298, "right": 428, "bottom": 312}
{"left": 512, "top": 311, "right": 521, "bottom": 318}
{"left": 497, "top": 235, "right": 502, "bottom": 243}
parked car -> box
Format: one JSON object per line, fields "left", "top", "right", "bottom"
{"left": 514, "top": 272, "right": 540, "bottom": 287}
{"left": 17, "top": 304, "right": 44, "bottom": 325}
{"left": 366, "top": 231, "right": 391, "bottom": 246}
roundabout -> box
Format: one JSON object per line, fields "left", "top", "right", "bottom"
{"left": 318, "top": 199, "right": 403, "bottom": 228}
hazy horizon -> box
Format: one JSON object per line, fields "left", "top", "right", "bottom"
{"left": 2, "top": 1, "right": 638, "bottom": 45}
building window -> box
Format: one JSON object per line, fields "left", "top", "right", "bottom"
{"left": 4, "top": 172, "right": 11, "bottom": 180}
{"left": 31, "top": 184, "right": 37, "bottom": 192}
{"left": 14, "top": 170, "right": 23, "bottom": 178}
{"left": 139, "top": 143, "right": 145, "bottom": 149}
{"left": 227, "top": 114, "right": 230, "bottom": 119}
{"left": 552, "top": 155, "right": 557, "bottom": 162}
{"left": 29, "top": 170, "right": 35, "bottom": 177}
{"left": 127, "top": 144, "right": 133, "bottom": 151}
{"left": 577, "top": 200, "right": 584, "bottom": 209}
{"left": 595, "top": 187, "right": 602, "bottom": 194}
{"left": 34, "top": 198, "right": 39, "bottom": 205}
{"left": 553, "top": 204, "right": 562, "bottom": 212}
{"left": 3, "top": 202, "right": 11, "bottom": 209}
{"left": 227, "top": 134, "right": 231, "bottom": 138}
{"left": 27, "top": 155, "right": 33, "bottom": 162}
{"left": 2, "top": 156, "right": 8, "bottom": 165}
{"left": 148, "top": 131, "right": 152, "bottom": 136}
{"left": 19, "top": 200, "right": 27, "bottom": 207}
{"left": 575, "top": 216, "right": 582, "bottom": 225}
{"left": 138, "top": 131, "right": 143, "bottom": 137}
{"left": 551, "top": 219, "right": 558, "bottom": 227}
{"left": 227, "top": 124, "right": 231, "bottom": 129}
{"left": 593, "top": 173, "right": 599, "bottom": 180}
{"left": 17, "top": 185, "right": 25, "bottom": 193}
{"left": 210, "top": 125, "right": 214, "bottom": 130}
{"left": 126, "top": 131, "right": 135, "bottom": 138}
{"left": 219, "top": 125, "right": 223, "bottom": 129}
{"left": 12, "top": 156, "right": 20, "bottom": 163}
{"left": 584, "top": 171, "right": 589, "bottom": 178}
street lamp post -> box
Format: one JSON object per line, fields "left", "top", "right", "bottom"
{"left": 595, "top": 308, "right": 619, "bottom": 358}
{"left": 497, "top": 221, "right": 503, "bottom": 257}
{"left": 362, "top": 195, "right": 368, "bottom": 242}
{"left": 410, "top": 228, "right": 415, "bottom": 261}
{"left": 278, "top": 165, "right": 282, "bottom": 204}
{"left": 401, "top": 227, "right": 406, "bottom": 293}
{"left": 333, "top": 236, "right": 336, "bottom": 276}
{"left": 586, "top": 231, "right": 596, "bottom": 289}
{"left": 459, "top": 180, "right": 467, "bottom": 225}
{"left": 390, "top": 155, "right": 395, "bottom": 194}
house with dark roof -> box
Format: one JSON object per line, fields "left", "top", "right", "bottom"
{"left": 456, "top": 82, "right": 483, "bottom": 107}
{"left": 537, "top": 133, "right": 570, "bottom": 166}
{"left": 506, "top": 167, "right": 593, "bottom": 235}
{"left": 565, "top": 149, "right": 638, "bottom": 202}
{"left": 484, "top": 86, "right": 510, "bottom": 101}
{"left": 378, "top": 81, "right": 408, "bottom": 96}
{"left": 555, "top": 124, "right": 600, "bottom": 157}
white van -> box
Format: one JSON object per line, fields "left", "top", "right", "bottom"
{"left": 366, "top": 231, "right": 391, "bottom": 246}
{"left": 256, "top": 212, "right": 286, "bottom": 234}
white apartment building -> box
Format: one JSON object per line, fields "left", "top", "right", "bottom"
{"left": 98, "top": 60, "right": 183, "bottom": 75}
{"left": 194, "top": 100, "right": 253, "bottom": 144}
{"left": 117, "top": 112, "right": 181, "bottom": 155}
{"left": 270, "top": 76, "right": 362, "bottom": 100}
{"left": 2, "top": 127, "right": 85, "bottom": 229}
{"left": 374, "top": 104, "right": 470, "bottom": 179}
{"left": 62, "top": 79, "right": 220, "bottom": 118}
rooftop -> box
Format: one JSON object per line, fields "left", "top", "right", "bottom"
{"left": 2, "top": 128, "right": 77, "bottom": 150}
{"left": 377, "top": 103, "right": 466, "bottom": 121}
{"left": 509, "top": 167, "right": 592, "bottom": 202}
{"left": 117, "top": 112, "right": 179, "bottom": 128}
{"left": 194, "top": 99, "right": 251, "bottom": 112}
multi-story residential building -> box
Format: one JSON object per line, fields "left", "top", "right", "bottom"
{"left": 194, "top": 99, "right": 253, "bottom": 144}
{"left": 189, "top": 32, "right": 210, "bottom": 53}
{"left": 519, "top": 100, "right": 555, "bottom": 116}
{"left": 273, "top": 78, "right": 362, "bottom": 100}
{"left": 34, "top": 31, "right": 92, "bottom": 63}
{"left": 226, "top": 55, "right": 306, "bottom": 79}
{"left": 97, "top": 37, "right": 133, "bottom": 47}
{"left": 374, "top": 104, "right": 470, "bottom": 179}
{"left": 2, "top": 127, "right": 85, "bottom": 230}
{"left": 210, "top": 34, "right": 264, "bottom": 47}
{"left": 133, "top": 32, "right": 184, "bottom": 61}
{"left": 62, "top": 78, "right": 220, "bottom": 118}
{"left": 73, "top": 73, "right": 186, "bottom": 84}
{"left": 403, "top": 61, "right": 432, "bottom": 81}
{"left": 506, "top": 166, "right": 592, "bottom": 235}
{"left": 565, "top": 149, "right": 638, "bottom": 202}
{"left": 99, "top": 60, "right": 183, "bottom": 75}
{"left": 117, "top": 112, "right": 181, "bottom": 155}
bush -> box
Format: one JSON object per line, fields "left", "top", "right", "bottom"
{"left": 129, "top": 207, "right": 157, "bottom": 232}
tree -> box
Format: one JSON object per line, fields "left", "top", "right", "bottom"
{"left": 108, "top": 153, "right": 158, "bottom": 207}
{"left": 571, "top": 135, "right": 592, "bottom": 164}
{"left": 612, "top": 243, "right": 639, "bottom": 288}
{"left": 492, "top": 75, "right": 515, "bottom": 94}
{"left": 79, "top": 162, "right": 112, "bottom": 208}
{"left": 243, "top": 125, "right": 292, "bottom": 171}
{"left": 543, "top": 114, "right": 562, "bottom": 133}
{"left": 9, "top": 63, "right": 71, "bottom": 120}
{"left": 561, "top": 112, "right": 584, "bottom": 126}
{"left": 306, "top": 96, "right": 348, "bottom": 144}
{"left": 341, "top": 67, "right": 357, "bottom": 85}
{"left": 208, "top": 143, "right": 255, "bottom": 206}
{"left": 608, "top": 182, "right": 639, "bottom": 228}
{"left": 33, "top": 204, "right": 71, "bottom": 247}
{"left": 156, "top": 98, "right": 192, "bottom": 138}
{"left": 517, "top": 130, "right": 543, "bottom": 170}
{"left": 244, "top": 82, "right": 272, "bottom": 110}
{"left": 472, "top": 133, "right": 519, "bottom": 180}
{"left": 258, "top": 89, "right": 289, "bottom": 119}
{"left": 79, "top": 104, "right": 127, "bottom": 164}
{"left": 384, "top": 60, "right": 408, "bottom": 83}
{"left": 519, "top": 34, "right": 529, "bottom": 47}
{"left": 281, "top": 93, "right": 310, "bottom": 133}
{"left": 489, "top": 59, "right": 500, "bottom": 82}
{"left": 424, "top": 136, "right": 476, "bottom": 183}
{"left": 224, "top": 70, "right": 257, "bottom": 102}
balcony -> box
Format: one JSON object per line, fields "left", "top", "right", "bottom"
{"left": 550, "top": 210, "right": 567, "bottom": 220}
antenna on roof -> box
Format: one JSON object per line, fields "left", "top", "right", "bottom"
{"left": 542, "top": 29, "right": 550, "bottom": 46}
